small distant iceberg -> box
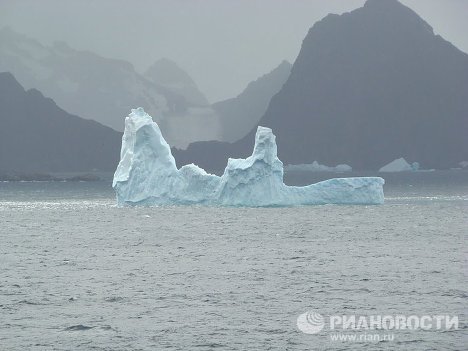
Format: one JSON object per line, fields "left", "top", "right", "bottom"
{"left": 113, "top": 108, "right": 384, "bottom": 206}
{"left": 451, "top": 161, "right": 468, "bottom": 170}
{"left": 285, "top": 161, "right": 352, "bottom": 172}
{"left": 379, "top": 158, "right": 420, "bottom": 172}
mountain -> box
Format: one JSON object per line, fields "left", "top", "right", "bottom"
{"left": 0, "top": 28, "right": 218, "bottom": 147}
{"left": 0, "top": 72, "right": 121, "bottom": 173}
{"left": 145, "top": 58, "right": 209, "bottom": 106}
{"left": 257, "top": 0, "right": 468, "bottom": 170}
{"left": 175, "top": 0, "right": 468, "bottom": 171}
{"left": 213, "top": 60, "right": 291, "bottom": 142}
{"left": 0, "top": 27, "right": 166, "bottom": 132}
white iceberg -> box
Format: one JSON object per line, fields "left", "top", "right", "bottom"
{"left": 379, "top": 158, "right": 419, "bottom": 172}
{"left": 285, "top": 161, "right": 352, "bottom": 172}
{"left": 113, "top": 108, "right": 384, "bottom": 206}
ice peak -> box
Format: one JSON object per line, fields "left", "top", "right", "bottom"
{"left": 252, "top": 126, "right": 279, "bottom": 164}
{"left": 130, "top": 107, "right": 148, "bottom": 117}
{"left": 125, "top": 107, "right": 154, "bottom": 130}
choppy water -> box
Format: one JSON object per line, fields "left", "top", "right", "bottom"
{"left": 0, "top": 172, "right": 467, "bottom": 350}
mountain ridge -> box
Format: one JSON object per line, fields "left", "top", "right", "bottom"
{"left": 145, "top": 58, "right": 209, "bottom": 106}
{"left": 213, "top": 60, "right": 291, "bottom": 142}
{"left": 175, "top": 0, "right": 468, "bottom": 171}
{"left": 0, "top": 72, "right": 122, "bottom": 173}
{"left": 0, "top": 28, "right": 218, "bottom": 147}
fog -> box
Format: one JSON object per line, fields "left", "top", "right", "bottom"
{"left": 1, "top": 0, "right": 467, "bottom": 102}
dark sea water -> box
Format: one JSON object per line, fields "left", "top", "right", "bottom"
{"left": 0, "top": 171, "right": 467, "bottom": 350}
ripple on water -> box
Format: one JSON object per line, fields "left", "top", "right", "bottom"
{"left": 1, "top": 179, "right": 467, "bottom": 350}
{"left": 64, "top": 325, "right": 95, "bottom": 332}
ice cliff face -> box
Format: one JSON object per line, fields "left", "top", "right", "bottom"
{"left": 113, "top": 108, "right": 385, "bottom": 206}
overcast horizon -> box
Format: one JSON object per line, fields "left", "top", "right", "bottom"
{"left": 2, "top": 0, "right": 467, "bottom": 103}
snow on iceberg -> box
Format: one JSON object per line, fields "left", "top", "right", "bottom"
{"left": 113, "top": 108, "right": 385, "bottom": 206}
{"left": 379, "top": 158, "right": 419, "bottom": 172}
{"left": 285, "top": 161, "right": 352, "bottom": 172}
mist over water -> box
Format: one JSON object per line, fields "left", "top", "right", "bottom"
{"left": 1, "top": 172, "right": 466, "bottom": 350}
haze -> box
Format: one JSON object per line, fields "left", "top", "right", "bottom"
{"left": 1, "top": 0, "right": 467, "bottom": 102}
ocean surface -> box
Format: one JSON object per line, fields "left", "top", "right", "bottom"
{"left": 0, "top": 171, "right": 467, "bottom": 350}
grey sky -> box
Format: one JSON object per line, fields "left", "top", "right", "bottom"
{"left": 1, "top": 0, "right": 467, "bottom": 102}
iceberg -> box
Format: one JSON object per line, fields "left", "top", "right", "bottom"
{"left": 379, "top": 158, "right": 419, "bottom": 172}
{"left": 113, "top": 108, "right": 385, "bottom": 206}
{"left": 285, "top": 161, "right": 352, "bottom": 172}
